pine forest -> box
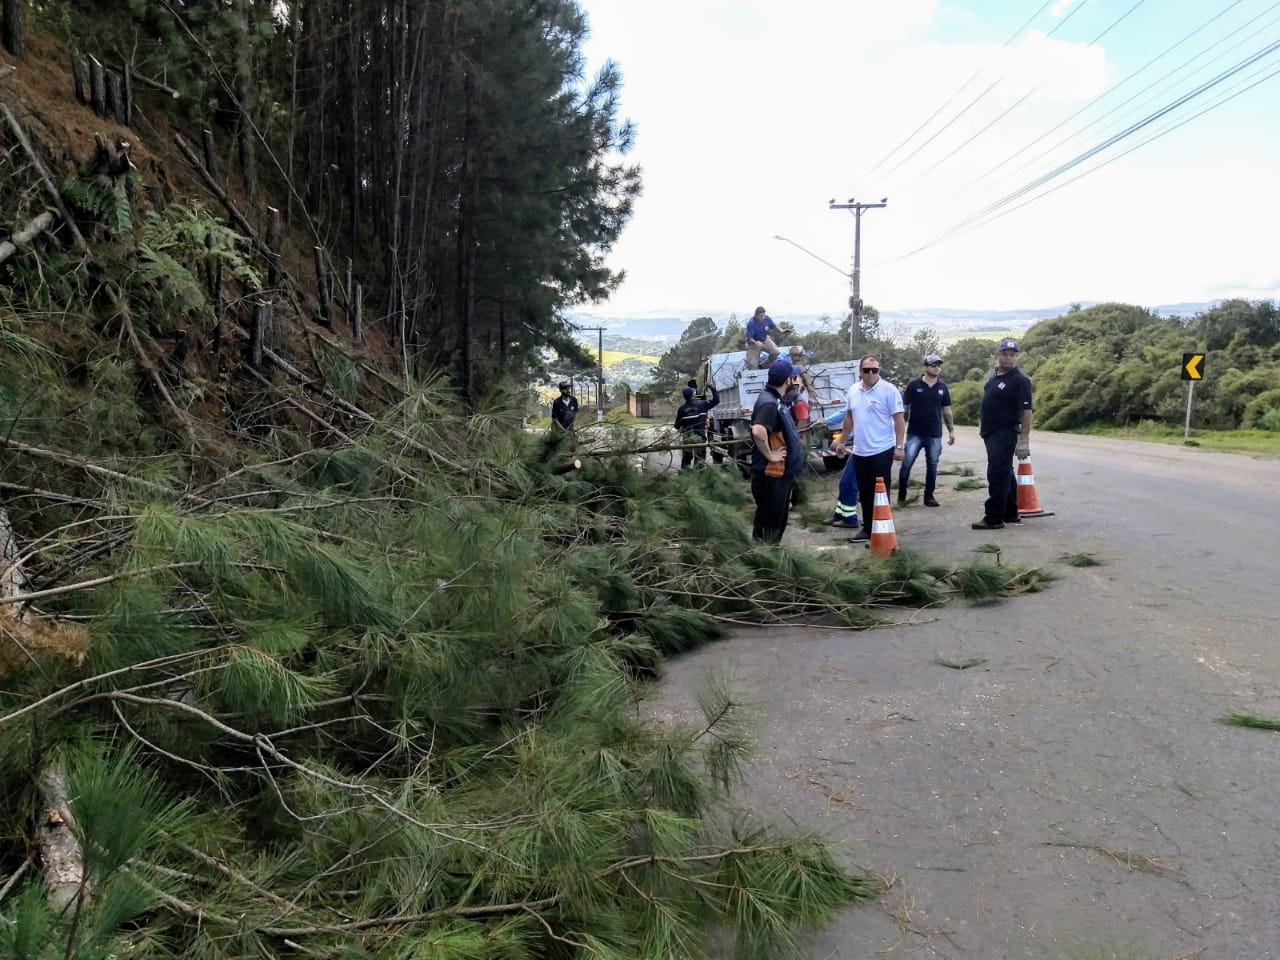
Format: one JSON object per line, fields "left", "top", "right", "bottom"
{"left": 0, "top": 2, "right": 1056, "bottom": 957}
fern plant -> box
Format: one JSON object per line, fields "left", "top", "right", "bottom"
{"left": 60, "top": 175, "right": 133, "bottom": 234}
{"left": 130, "top": 204, "right": 261, "bottom": 324}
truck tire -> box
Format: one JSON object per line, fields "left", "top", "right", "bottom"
{"left": 822, "top": 454, "right": 848, "bottom": 472}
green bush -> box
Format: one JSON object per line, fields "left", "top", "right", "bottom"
{"left": 1242, "top": 388, "right": 1280, "bottom": 430}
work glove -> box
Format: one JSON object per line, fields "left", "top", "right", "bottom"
{"left": 1014, "top": 440, "right": 1030, "bottom": 460}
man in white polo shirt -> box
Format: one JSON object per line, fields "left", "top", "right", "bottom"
{"left": 832, "top": 354, "right": 906, "bottom": 544}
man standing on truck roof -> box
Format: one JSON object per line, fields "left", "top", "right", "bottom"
{"left": 744, "top": 307, "right": 781, "bottom": 370}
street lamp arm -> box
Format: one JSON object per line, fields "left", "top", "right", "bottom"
{"left": 773, "top": 235, "right": 851, "bottom": 280}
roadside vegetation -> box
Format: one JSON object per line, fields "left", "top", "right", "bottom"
{"left": 645, "top": 299, "right": 1280, "bottom": 447}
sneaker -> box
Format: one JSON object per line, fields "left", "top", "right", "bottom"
{"left": 924, "top": 496, "right": 940, "bottom": 507}
{"left": 824, "top": 516, "right": 859, "bottom": 528}
{"left": 847, "top": 530, "right": 871, "bottom": 543}
{"left": 896, "top": 491, "right": 907, "bottom": 505}
{"left": 971, "top": 519, "right": 1005, "bottom": 530}
{"left": 1004, "top": 515, "right": 1022, "bottom": 524}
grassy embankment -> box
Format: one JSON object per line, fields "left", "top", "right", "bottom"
{"left": 1078, "top": 422, "right": 1280, "bottom": 458}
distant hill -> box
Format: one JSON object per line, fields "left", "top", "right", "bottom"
{"left": 567, "top": 300, "right": 1223, "bottom": 349}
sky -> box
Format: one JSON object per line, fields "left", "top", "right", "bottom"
{"left": 575, "top": 0, "right": 1280, "bottom": 318}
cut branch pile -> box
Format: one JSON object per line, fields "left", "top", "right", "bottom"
{"left": 0, "top": 385, "right": 906, "bottom": 959}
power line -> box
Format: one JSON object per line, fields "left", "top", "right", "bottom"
{"left": 872, "top": 0, "right": 1091, "bottom": 190}
{"left": 931, "top": 58, "right": 1280, "bottom": 245}
{"left": 899, "top": 35, "right": 1280, "bottom": 259}
{"left": 854, "top": 0, "right": 1059, "bottom": 187}
{"left": 988, "top": 1, "right": 1280, "bottom": 193}
{"left": 894, "top": 0, "right": 1149, "bottom": 194}
{"left": 953, "top": 0, "right": 1257, "bottom": 200}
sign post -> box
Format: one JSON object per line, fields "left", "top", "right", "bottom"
{"left": 1181, "top": 352, "right": 1205, "bottom": 444}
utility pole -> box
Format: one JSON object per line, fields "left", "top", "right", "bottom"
{"left": 828, "top": 198, "right": 887, "bottom": 360}
{"left": 578, "top": 325, "right": 607, "bottom": 421}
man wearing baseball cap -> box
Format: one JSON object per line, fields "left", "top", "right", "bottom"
{"left": 748, "top": 358, "right": 805, "bottom": 542}
{"left": 897, "top": 353, "right": 955, "bottom": 507}
{"left": 973, "top": 339, "right": 1033, "bottom": 530}
{"left": 672, "top": 381, "right": 721, "bottom": 469}
{"left": 551, "top": 380, "right": 579, "bottom": 433}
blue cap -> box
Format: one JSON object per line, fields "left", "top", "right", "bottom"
{"left": 682, "top": 386, "right": 695, "bottom": 399}
{"left": 767, "top": 358, "right": 799, "bottom": 383}
{"left": 998, "top": 338, "right": 1020, "bottom": 352}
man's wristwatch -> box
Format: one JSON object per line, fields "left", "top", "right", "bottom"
{"left": 895, "top": 444, "right": 905, "bottom": 450}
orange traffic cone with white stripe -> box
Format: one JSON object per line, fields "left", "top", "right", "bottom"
{"left": 1015, "top": 460, "right": 1054, "bottom": 518}
{"left": 869, "top": 477, "right": 899, "bottom": 557}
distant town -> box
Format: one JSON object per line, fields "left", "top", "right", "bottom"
{"left": 567, "top": 300, "right": 1216, "bottom": 350}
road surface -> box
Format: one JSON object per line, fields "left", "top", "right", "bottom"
{"left": 656, "top": 428, "right": 1280, "bottom": 959}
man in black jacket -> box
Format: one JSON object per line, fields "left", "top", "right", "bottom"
{"left": 673, "top": 382, "right": 720, "bottom": 469}
{"left": 972, "top": 340, "right": 1033, "bottom": 530}
{"left": 551, "top": 381, "right": 579, "bottom": 433}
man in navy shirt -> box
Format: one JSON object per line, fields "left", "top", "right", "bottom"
{"left": 973, "top": 339, "right": 1033, "bottom": 530}
{"left": 673, "top": 382, "right": 721, "bottom": 469}
{"left": 749, "top": 359, "right": 804, "bottom": 542}
{"left": 744, "top": 306, "right": 781, "bottom": 370}
{"left": 551, "top": 381, "right": 579, "bottom": 432}
{"left": 897, "top": 353, "right": 955, "bottom": 507}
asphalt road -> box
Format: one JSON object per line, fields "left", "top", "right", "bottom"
{"left": 655, "top": 428, "right": 1280, "bottom": 960}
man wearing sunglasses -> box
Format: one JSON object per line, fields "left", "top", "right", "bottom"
{"left": 973, "top": 339, "right": 1034, "bottom": 530}
{"left": 832, "top": 355, "right": 906, "bottom": 544}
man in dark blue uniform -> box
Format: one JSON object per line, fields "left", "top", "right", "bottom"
{"left": 551, "top": 381, "right": 579, "bottom": 433}
{"left": 749, "top": 359, "right": 804, "bottom": 542}
{"left": 673, "top": 382, "right": 721, "bottom": 469}
{"left": 973, "top": 339, "right": 1033, "bottom": 530}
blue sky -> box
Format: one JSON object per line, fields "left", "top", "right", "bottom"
{"left": 577, "top": 0, "right": 1280, "bottom": 317}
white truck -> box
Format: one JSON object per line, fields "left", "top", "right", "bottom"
{"left": 702, "top": 349, "right": 861, "bottom": 472}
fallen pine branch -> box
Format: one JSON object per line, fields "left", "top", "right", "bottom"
{"left": 127, "top": 69, "right": 180, "bottom": 99}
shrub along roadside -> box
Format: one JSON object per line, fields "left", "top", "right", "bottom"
{"left": 0, "top": 389, "right": 1046, "bottom": 959}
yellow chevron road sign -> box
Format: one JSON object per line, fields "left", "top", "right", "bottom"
{"left": 1181, "top": 353, "right": 1205, "bottom": 381}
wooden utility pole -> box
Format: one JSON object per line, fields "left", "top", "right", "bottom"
{"left": 828, "top": 198, "right": 887, "bottom": 359}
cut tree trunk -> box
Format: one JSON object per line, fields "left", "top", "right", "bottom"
{"left": 201, "top": 128, "right": 220, "bottom": 184}
{"left": 1, "top": 506, "right": 89, "bottom": 912}
{"left": 36, "top": 763, "right": 87, "bottom": 914}
{"left": 70, "top": 55, "right": 86, "bottom": 103}
{"left": 0, "top": 209, "right": 56, "bottom": 264}
{"left": 105, "top": 68, "right": 124, "bottom": 125}
{"left": 2, "top": 0, "right": 27, "bottom": 59}
{"left": 88, "top": 55, "right": 106, "bottom": 118}
{"left": 313, "top": 246, "right": 332, "bottom": 327}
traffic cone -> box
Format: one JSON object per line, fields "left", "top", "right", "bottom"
{"left": 1015, "top": 460, "right": 1054, "bottom": 518}
{"left": 869, "top": 477, "right": 899, "bottom": 558}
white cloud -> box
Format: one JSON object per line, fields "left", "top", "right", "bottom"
{"left": 577, "top": 0, "right": 1280, "bottom": 317}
